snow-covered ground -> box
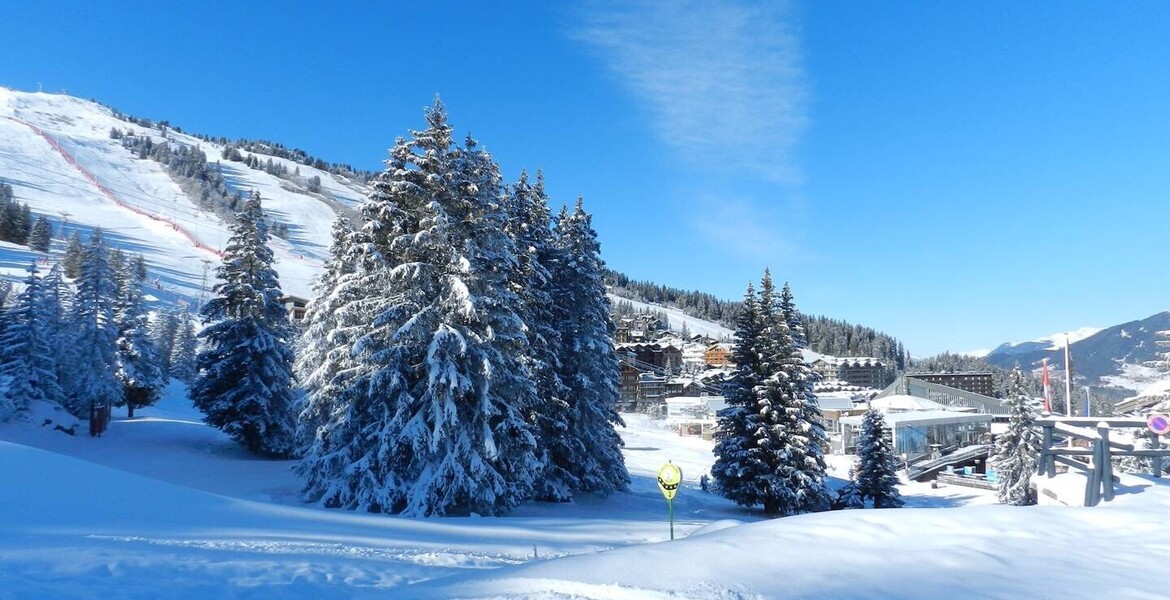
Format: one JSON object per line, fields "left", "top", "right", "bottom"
{"left": 2, "top": 385, "right": 1168, "bottom": 599}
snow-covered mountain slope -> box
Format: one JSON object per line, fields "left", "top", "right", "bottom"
{"left": 985, "top": 311, "right": 1170, "bottom": 395}
{"left": 0, "top": 87, "right": 365, "bottom": 302}
{"left": 987, "top": 326, "right": 1104, "bottom": 358}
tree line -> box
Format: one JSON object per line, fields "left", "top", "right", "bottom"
{"left": 605, "top": 271, "right": 907, "bottom": 367}
{"left": 0, "top": 228, "right": 197, "bottom": 424}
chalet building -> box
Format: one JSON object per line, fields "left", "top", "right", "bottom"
{"left": 703, "top": 343, "right": 733, "bottom": 367}
{"left": 617, "top": 342, "right": 683, "bottom": 373}
{"left": 279, "top": 295, "right": 310, "bottom": 329}
{"left": 681, "top": 345, "right": 707, "bottom": 371}
{"left": 810, "top": 357, "right": 893, "bottom": 390}
{"left": 619, "top": 361, "right": 641, "bottom": 407}
{"left": 905, "top": 372, "right": 995, "bottom": 397}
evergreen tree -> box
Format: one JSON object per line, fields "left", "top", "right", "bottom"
{"left": 149, "top": 309, "right": 180, "bottom": 383}
{"left": 991, "top": 366, "right": 1042, "bottom": 505}
{"left": 0, "top": 263, "right": 64, "bottom": 420}
{"left": 169, "top": 311, "right": 198, "bottom": 383}
{"left": 113, "top": 255, "right": 163, "bottom": 417}
{"left": 28, "top": 216, "right": 53, "bottom": 252}
{"left": 551, "top": 197, "right": 629, "bottom": 496}
{"left": 503, "top": 171, "right": 576, "bottom": 500}
{"left": 711, "top": 282, "right": 778, "bottom": 511}
{"left": 190, "top": 191, "right": 297, "bottom": 457}
{"left": 294, "top": 218, "right": 380, "bottom": 503}
{"left": 67, "top": 229, "right": 122, "bottom": 417}
{"left": 769, "top": 279, "right": 831, "bottom": 513}
{"left": 832, "top": 479, "right": 866, "bottom": 510}
{"left": 41, "top": 264, "right": 76, "bottom": 407}
{"left": 856, "top": 409, "right": 904, "bottom": 508}
{"left": 299, "top": 100, "right": 540, "bottom": 516}
{"left": 63, "top": 231, "right": 84, "bottom": 278}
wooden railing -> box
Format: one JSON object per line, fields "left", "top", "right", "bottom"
{"left": 1037, "top": 416, "right": 1170, "bottom": 507}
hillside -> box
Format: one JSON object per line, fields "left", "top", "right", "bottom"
{"left": 985, "top": 311, "right": 1170, "bottom": 395}
{"left": 0, "top": 87, "right": 360, "bottom": 300}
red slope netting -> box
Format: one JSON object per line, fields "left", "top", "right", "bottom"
{"left": 5, "top": 116, "right": 224, "bottom": 258}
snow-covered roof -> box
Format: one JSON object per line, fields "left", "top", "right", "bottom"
{"left": 869, "top": 394, "right": 952, "bottom": 412}
{"left": 840, "top": 411, "right": 992, "bottom": 428}
{"left": 816, "top": 394, "right": 861, "bottom": 411}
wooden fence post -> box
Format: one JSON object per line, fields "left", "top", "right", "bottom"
{"left": 1151, "top": 431, "right": 1164, "bottom": 478}
{"left": 1098, "top": 423, "right": 1115, "bottom": 503}
{"left": 1041, "top": 425, "right": 1055, "bottom": 477}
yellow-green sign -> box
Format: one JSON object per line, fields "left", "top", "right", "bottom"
{"left": 657, "top": 462, "right": 682, "bottom": 501}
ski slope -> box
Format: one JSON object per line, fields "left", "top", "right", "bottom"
{"left": 0, "top": 87, "right": 361, "bottom": 302}
{"left": 1, "top": 386, "right": 1168, "bottom": 599}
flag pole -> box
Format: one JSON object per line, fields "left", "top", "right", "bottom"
{"left": 1041, "top": 358, "right": 1052, "bottom": 414}
{"left": 1064, "top": 335, "right": 1074, "bottom": 419}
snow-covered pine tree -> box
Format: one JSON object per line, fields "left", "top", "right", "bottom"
{"left": 67, "top": 229, "right": 123, "bottom": 417}
{"left": 711, "top": 282, "right": 778, "bottom": 511}
{"left": 190, "top": 191, "right": 297, "bottom": 457}
{"left": 832, "top": 475, "right": 865, "bottom": 510}
{"left": 41, "top": 263, "right": 77, "bottom": 403}
{"left": 113, "top": 254, "right": 163, "bottom": 418}
{"left": 63, "top": 230, "right": 84, "bottom": 278}
{"left": 991, "top": 365, "right": 1041, "bottom": 505}
{"left": 856, "top": 409, "right": 904, "bottom": 508}
{"left": 551, "top": 197, "right": 629, "bottom": 496}
{"left": 28, "top": 216, "right": 53, "bottom": 252}
{"left": 769, "top": 279, "right": 831, "bottom": 514}
{"left": 304, "top": 100, "right": 540, "bottom": 516}
{"left": 505, "top": 170, "right": 576, "bottom": 501}
{"left": 169, "top": 311, "right": 198, "bottom": 383}
{"left": 294, "top": 218, "right": 383, "bottom": 505}
{"left": 149, "top": 309, "right": 179, "bottom": 383}
{"left": 0, "top": 263, "right": 64, "bottom": 420}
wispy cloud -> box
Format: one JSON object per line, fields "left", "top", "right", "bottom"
{"left": 575, "top": 0, "right": 808, "bottom": 184}
{"left": 688, "top": 193, "right": 807, "bottom": 265}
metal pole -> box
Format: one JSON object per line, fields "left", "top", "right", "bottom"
{"left": 1083, "top": 386, "right": 1091, "bottom": 418}
{"left": 1064, "top": 336, "right": 1074, "bottom": 419}
{"left": 668, "top": 498, "right": 675, "bottom": 541}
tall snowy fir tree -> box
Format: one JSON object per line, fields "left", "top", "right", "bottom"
{"left": 299, "top": 100, "right": 540, "bottom": 516}
{"left": 991, "top": 366, "right": 1041, "bottom": 505}
{"left": 67, "top": 228, "right": 123, "bottom": 418}
{"left": 0, "top": 263, "right": 64, "bottom": 420}
{"left": 503, "top": 170, "right": 575, "bottom": 501}
{"left": 190, "top": 191, "right": 297, "bottom": 457}
{"left": 168, "top": 311, "right": 198, "bottom": 383}
{"left": 41, "top": 263, "right": 76, "bottom": 403}
{"left": 712, "top": 271, "right": 828, "bottom": 516}
{"left": 856, "top": 409, "right": 904, "bottom": 508}
{"left": 149, "top": 309, "right": 180, "bottom": 382}
{"left": 551, "top": 197, "right": 629, "bottom": 496}
{"left": 711, "top": 282, "right": 776, "bottom": 511}
{"left": 113, "top": 254, "right": 163, "bottom": 417}
{"left": 294, "top": 218, "right": 382, "bottom": 505}
{"left": 771, "top": 279, "right": 832, "bottom": 513}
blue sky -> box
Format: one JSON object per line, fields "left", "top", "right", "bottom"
{"left": 4, "top": 1, "right": 1169, "bottom": 356}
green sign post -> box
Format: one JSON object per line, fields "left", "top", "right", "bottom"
{"left": 656, "top": 461, "right": 682, "bottom": 540}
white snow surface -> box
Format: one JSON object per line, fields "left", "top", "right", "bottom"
{"left": 2, "top": 385, "right": 1168, "bottom": 599}
{"left": 1020, "top": 326, "right": 1104, "bottom": 350}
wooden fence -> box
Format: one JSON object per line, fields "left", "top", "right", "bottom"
{"left": 1037, "top": 416, "right": 1170, "bottom": 507}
